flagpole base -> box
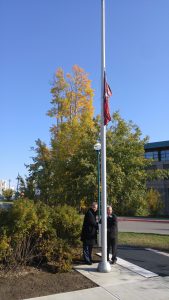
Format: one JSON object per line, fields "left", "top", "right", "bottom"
{"left": 97, "top": 260, "right": 111, "bottom": 273}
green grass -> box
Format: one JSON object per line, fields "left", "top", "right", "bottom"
{"left": 0, "top": 201, "right": 13, "bottom": 204}
{"left": 118, "top": 232, "right": 169, "bottom": 252}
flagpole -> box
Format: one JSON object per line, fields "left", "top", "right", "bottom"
{"left": 98, "top": 0, "right": 111, "bottom": 273}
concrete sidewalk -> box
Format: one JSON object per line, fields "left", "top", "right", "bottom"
{"left": 25, "top": 259, "right": 169, "bottom": 300}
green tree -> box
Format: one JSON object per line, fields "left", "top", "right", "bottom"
{"left": 106, "top": 112, "right": 150, "bottom": 215}
{"left": 25, "top": 139, "right": 53, "bottom": 204}
{"left": 2, "top": 189, "right": 13, "bottom": 201}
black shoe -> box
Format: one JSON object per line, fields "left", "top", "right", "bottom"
{"left": 85, "top": 261, "right": 92, "bottom": 265}
{"left": 111, "top": 258, "right": 117, "bottom": 264}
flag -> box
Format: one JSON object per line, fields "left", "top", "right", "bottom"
{"left": 104, "top": 72, "right": 112, "bottom": 125}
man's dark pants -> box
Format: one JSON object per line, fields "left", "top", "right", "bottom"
{"left": 83, "top": 242, "right": 93, "bottom": 263}
{"left": 107, "top": 237, "right": 117, "bottom": 262}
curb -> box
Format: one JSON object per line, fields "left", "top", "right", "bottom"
{"left": 118, "top": 217, "right": 169, "bottom": 224}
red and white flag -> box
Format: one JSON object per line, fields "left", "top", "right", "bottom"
{"left": 104, "top": 72, "right": 112, "bottom": 125}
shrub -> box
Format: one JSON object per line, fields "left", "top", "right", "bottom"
{"left": 52, "top": 205, "right": 82, "bottom": 247}
{"left": 146, "top": 188, "right": 164, "bottom": 216}
{"left": 0, "top": 233, "right": 11, "bottom": 262}
{"left": 0, "top": 199, "right": 82, "bottom": 271}
{"left": 0, "top": 199, "right": 51, "bottom": 267}
{"left": 39, "top": 237, "right": 72, "bottom": 272}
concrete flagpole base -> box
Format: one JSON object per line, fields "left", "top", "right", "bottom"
{"left": 97, "top": 261, "right": 111, "bottom": 273}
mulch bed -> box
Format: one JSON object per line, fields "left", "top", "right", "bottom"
{"left": 0, "top": 247, "right": 101, "bottom": 300}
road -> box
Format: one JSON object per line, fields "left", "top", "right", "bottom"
{"left": 117, "top": 245, "right": 169, "bottom": 277}
{"left": 118, "top": 217, "right": 169, "bottom": 235}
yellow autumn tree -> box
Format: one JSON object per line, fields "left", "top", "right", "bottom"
{"left": 47, "top": 65, "right": 95, "bottom": 160}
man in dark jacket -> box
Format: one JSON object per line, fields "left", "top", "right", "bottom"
{"left": 107, "top": 205, "right": 118, "bottom": 264}
{"left": 81, "top": 202, "right": 98, "bottom": 265}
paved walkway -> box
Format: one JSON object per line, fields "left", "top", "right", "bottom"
{"left": 25, "top": 257, "right": 169, "bottom": 300}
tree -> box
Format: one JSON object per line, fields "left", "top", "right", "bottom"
{"left": 26, "top": 65, "right": 98, "bottom": 206}
{"left": 25, "top": 139, "right": 53, "bottom": 204}
{"left": 26, "top": 66, "right": 168, "bottom": 215}
{"left": 48, "top": 65, "right": 94, "bottom": 143}
{"left": 106, "top": 112, "right": 150, "bottom": 215}
{"left": 2, "top": 189, "right": 13, "bottom": 201}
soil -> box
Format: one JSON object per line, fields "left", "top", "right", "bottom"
{"left": 0, "top": 247, "right": 101, "bottom": 300}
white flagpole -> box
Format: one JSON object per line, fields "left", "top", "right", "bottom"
{"left": 98, "top": 0, "right": 111, "bottom": 273}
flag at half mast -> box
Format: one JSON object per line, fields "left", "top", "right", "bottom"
{"left": 104, "top": 72, "right": 112, "bottom": 125}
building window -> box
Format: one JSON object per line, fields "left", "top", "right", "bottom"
{"left": 145, "top": 165, "right": 157, "bottom": 171}
{"left": 161, "top": 150, "right": 169, "bottom": 161}
{"left": 163, "top": 164, "right": 169, "bottom": 170}
{"left": 145, "top": 151, "right": 158, "bottom": 161}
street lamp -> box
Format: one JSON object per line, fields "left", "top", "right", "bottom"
{"left": 94, "top": 142, "right": 101, "bottom": 219}
{"left": 16, "top": 173, "right": 20, "bottom": 199}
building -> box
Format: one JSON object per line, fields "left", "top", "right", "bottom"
{"left": 0, "top": 180, "right": 7, "bottom": 198}
{"left": 144, "top": 140, "right": 169, "bottom": 216}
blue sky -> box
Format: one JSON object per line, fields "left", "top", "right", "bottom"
{"left": 1, "top": 0, "right": 169, "bottom": 188}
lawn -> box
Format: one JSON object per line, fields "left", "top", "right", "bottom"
{"left": 118, "top": 232, "right": 169, "bottom": 252}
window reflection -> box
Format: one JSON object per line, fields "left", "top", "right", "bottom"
{"left": 145, "top": 151, "right": 158, "bottom": 161}
{"left": 161, "top": 150, "right": 169, "bottom": 161}
{"left": 145, "top": 150, "right": 169, "bottom": 161}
